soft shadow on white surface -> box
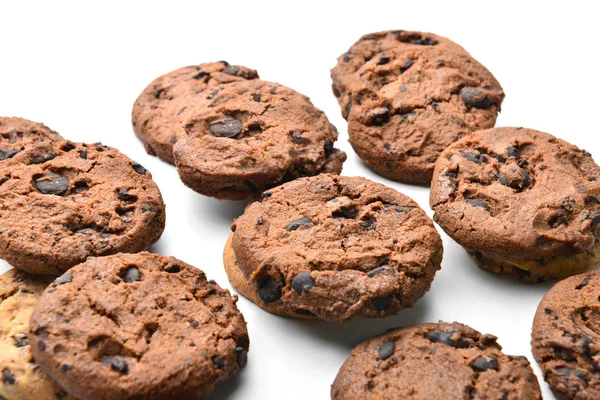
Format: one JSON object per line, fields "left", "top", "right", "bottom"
{"left": 195, "top": 196, "right": 253, "bottom": 226}
{"left": 208, "top": 373, "right": 245, "bottom": 400}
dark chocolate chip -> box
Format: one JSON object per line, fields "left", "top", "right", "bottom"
{"left": 252, "top": 94, "right": 261, "bottom": 102}
{"left": 131, "top": 162, "right": 146, "bottom": 174}
{"left": 371, "top": 107, "right": 390, "bottom": 126}
{"left": 427, "top": 330, "right": 470, "bottom": 348}
{"left": 286, "top": 218, "right": 313, "bottom": 231}
{"left": 164, "top": 264, "right": 181, "bottom": 273}
{"left": 209, "top": 116, "right": 243, "bottom": 138}
{"left": 222, "top": 65, "right": 242, "bottom": 76}
{"left": 554, "top": 347, "right": 576, "bottom": 362}
{"left": 292, "top": 272, "right": 315, "bottom": 295}
{"left": 460, "top": 87, "right": 494, "bottom": 109}
{"left": 471, "top": 356, "right": 499, "bottom": 372}
{"left": 332, "top": 207, "right": 358, "bottom": 219}
{"left": 110, "top": 358, "right": 129, "bottom": 375}
{"left": 366, "top": 266, "right": 388, "bottom": 278}
{"left": 117, "top": 189, "right": 136, "bottom": 202}
{"left": 378, "top": 341, "right": 395, "bottom": 360}
{"left": 0, "top": 148, "right": 18, "bottom": 160}
{"left": 260, "top": 191, "right": 272, "bottom": 201}
{"left": 383, "top": 142, "right": 391, "bottom": 151}
{"left": 506, "top": 147, "right": 520, "bottom": 159}
{"left": 498, "top": 172, "right": 510, "bottom": 186}
{"left": 576, "top": 277, "right": 591, "bottom": 290}
{"left": 399, "top": 85, "right": 407, "bottom": 93}
{"left": 32, "top": 152, "right": 56, "bottom": 164}
{"left": 401, "top": 59, "right": 414, "bottom": 71}
{"left": 378, "top": 53, "right": 390, "bottom": 65}
{"left": 324, "top": 141, "right": 334, "bottom": 157}
{"left": 461, "top": 152, "right": 481, "bottom": 164}
{"left": 358, "top": 216, "right": 376, "bottom": 230}
{"left": 559, "top": 196, "right": 575, "bottom": 212}
{"left": 2, "top": 368, "right": 15, "bottom": 385}
{"left": 521, "top": 170, "right": 531, "bottom": 187}
{"left": 258, "top": 276, "right": 281, "bottom": 303}
{"left": 192, "top": 70, "right": 208, "bottom": 80}
{"left": 437, "top": 60, "right": 446, "bottom": 67}
{"left": 291, "top": 131, "right": 309, "bottom": 145}
{"left": 35, "top": 173, "right": 70, "bottom": 195}
{"left": 372, "top": 295, "right": 393, "bottom": 311}
{"left": 235, "top": 347, "right": 248, "bottom": 368}
{"left": 465, "top": 199, "right": 490, "bottom": 212}
{"left": 121, "top": 267, "right": 140, "bottom": 283}
{"left": 590, "top": 210, "right": 600, "bottom": 230}
{"left": 213, "top": 356, "right": 225, "bottom": 368}
{"left": 53, "top": 273, "right": 73, "bottom": 287}
{"left": 345, "top": 94, "right": 352, "bottom": 117}
{"left": 12, "top": 332, "right": 28, "bottom": 348}
{"left": 256, "top": 216, "right": 264, "bottom": 225}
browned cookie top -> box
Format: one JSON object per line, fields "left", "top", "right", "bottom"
{"left": 173, "top": 80, "right": 346, "bottom": 200}
{"left": 331, "top": 30, "right": 465, "bottom": 119}
{"left": 230, "top": 174, "right": 442, "bottom": 321}
{"left": 132, "top": 61, "right": 259, "bottom": 163}
{"left": 0, "top": 117, "right": 63, "bottom": 161}
{"left": 337, "top": 31, "right": 504, "bottom": 184}
{"left": 532, "top": 271, "right": 600, "bottom": 400}
{"left": 332, "top": 322, "right": 542, "bottom": 400}
{"left": 29, "top": 252, "right": 249, "bottom": 400}
{"left": 430, "top": 127, "right": 600, "bottom": 263}
{"left": 0, "top": 142, "right": 165, "bottom": 275}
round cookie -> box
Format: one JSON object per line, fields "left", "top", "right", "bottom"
{"left": 132, "top": 61, "right": 259, "bottom": 163}
{"left": 0, "top": 142, "right": 166, "bottom": 275}
{"left": 332, "top": 30, "right": 504, "bottom": 184}
{"left": 430, "top": 127, "right": 600, "bottom": 282}
{"left": 173, "top": 79, "right": 346, "bottom": 200}
{"left": 225, "top": 174, "right": 442, "bottom": 321}
{"left": 532, "top": 271, "right": 600, "bottom": 400}
{"left": 0, "top": 117, "right": 64, "bottom": 161}
{"left": 1, "top": 269, "right": 75, "bottom": 400}
{"left": 28, "top": 252, "right": 249, "bottom": 400}
{"left": 332, "top": 322, "right": 542, "bottom": 399}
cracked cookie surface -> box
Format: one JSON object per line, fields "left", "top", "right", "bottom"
{"left": 332, "top": 321, "right": 541, "bottom": 400}
{"left": 532, "top": 271, "right": 600, "bottom": 400}
{"left": 0, "top": 142, "right": 165, "bottom": 275}
{"left": 430, "top": 127, "right": 600, "bottom": 281}
{"left": 331, "top": 30, "right": 504, "bottom": 184}
{"left": 132, "top": 61, "right": 259, "bottom": 163}
{"left": 0, "top": 269, "right": 75, "bottom": 400}
{"left": 0, "top": 117, "right": 64, "bottom": 161}
{"left": 29, "top": 252, "right": 249, "bottom": 400}
{"left": 226, "top": 174, "right": 442, "bottom": 321}
{"left": 173, "top": 80, "right": 346, "bottom": 200}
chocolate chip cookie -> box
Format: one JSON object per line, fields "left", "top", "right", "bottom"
{"left": 0, "top": 142, "right": 165, "bottom": 275}
{"left": 29, "top": 252, "right": 249, "bottom": 400}
{"left": 224, "top": 174, "right": 442, "bottom": 321}
{"left": 532, "top": 271, "right": 600, "bottom": 399}
{"left": 332, "top": 322, "right": 542, "bottom": 400}
{"left": 173, "top": 79, "right": 346, "bottom": 200}
{"left": 132, "top": 61, "right": 259, "bottom": 163}
{"left": 430, "top": 127, "right": 600, "bottom": 282}
{"left": 331, "top": 30, "right": 504, "bottom": 184}
{"left": 0, "top": 117, "right": 63, "bottom": 161}
{"left": 1, "top": 269, "right": 74, "bottom": 400}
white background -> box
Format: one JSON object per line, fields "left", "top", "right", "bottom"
{"left": 1, "top": 1, "right": 598, "bottom": 399}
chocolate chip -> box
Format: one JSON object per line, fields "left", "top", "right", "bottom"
{"left": 437, "top": 60, "right": 446, "bottom": 67}
{"left": 378, "top": 53, "right": 390, "bottom": 65}
{"left": 471, "top": 356, "right": 498, "bottom": 371}
{"left": 506, "top": 147, "right": 520, "bottom": 159}
{"left": 559, "top": 196, "right": 575, "bottom": 212}
{"left": 371, "top": 107, "right": 390, "bottom": 126}
{"left": 378, "top": 341, "right": 395, "bottom": 360}
{"left": 590, "top": 210, "right": 600, "bottom": 230}
{"left": 521, "top": 169, "right": 531, "bottom": 187}
{"left": 209, "top": 116, "right": 243, "bottom": 138}
{"left": 192, "top": 70, "right": 208, "bottom": 80}
{"left": 427, "top": 330, "right": 470, "bottom": 348}
{"left": 465, "top": 199, "right": 490, "bottom": 212}
{"left": 399, "top": 85, "right": 407, "bottom": 93}
{"left": 256, "top": 216, "right": 264, "bottom": 225}
{"left": 286, "top": 218, "right": 313, "bottom": 231}
{"left": 324, "top": 141, "right": 334, "bottom": 157}
{"left": 332, "top": 207, "right": 358, "bottom": 219}
{"left": 223, "top": 65, "right": 242, "bottom": 76}
{"left": 345, "top": 94, "right": 352, "bottom": 117}
{"left": 117, "top": 189, "right": 136, "bottom": 202}
{"left": 461, "top": 152, "right": 481, "bottom": 164}
{"left": 53, "top": 273, "right": 73, "bottom": 287}
{"left": 260, "top": 191, "right": 272, "bottom": 201}
{"left": 291, "top": 272, "right": 315, "bottom": 295}
{"left": 383, "top": 142, "right": 391, "bottom": 151}
{"left": 164, "top": 264, "right": 181, "bottom": 273}
{"left": 131, "top": 162, "right": 146, "bottom": 174}
{"left": 213, "top": 356, "right": 225, "bottom": 368}
{"left": 0, "top": 148, "right": 18, "bottom": 160}
{"left": 359, "top": 216, "right": 376, "bottom": 230}
{"left": 12, "top": 332, "right": 28, "bottom": 348}
{"left": 121, "top": 267, "right": 140, "bottom": 283}
{"left": 258, "top": 276, "right": 281, "bottom": 303}
{"left": 2, "top": 368, "right": 15, "bottom": 385}
{"left": 372, "top": 295, "right": 393, "bottom": 311}
{"left": 32, "top": 152, "right": 56, "bottom": 164}
{"left": 366, "top": 266, "right": 388, "bottom": 278}
{"left": 400, "top": 33, "right": 437, "bottom": 46}
{"left": 35, "top": 173, "right": 70, "bottom": 195}
{"left": 235, "top": 347, "right": 248, "bottom": 368}
{"left": 401, "top": 59, "right": 414, "bottom": 71}
{"left": 576, "top": 276, "right": 591, "bottom": 290}
{"left": 460, "top": 87, "right": 494, "bottom": 109}
{"left": 291, "top": 131, "right": 309, "bottom": 145}
{"left": 110, "top": 358, "right": 129, "bottom": 375}
{"left": 252, "top": 94, "right": 261, "bottom": 102}
{"left": 498, "top": 172, "right": 510, "bottom": 186}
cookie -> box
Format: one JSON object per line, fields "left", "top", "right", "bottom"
{"left": 331, "top": 30, "right": 504, "bottom": 184}
{"left": 0, "top": 117, "right": 64, "bottom": 161}
{"left": 1, "top": 269, "right": 74, "bottom": 400}
{"left": 28, "top": 252, "right": 249, "bottom": 400}
{"left": 332, "top": 321, "right": 542, "bottom": 400}
{"left": 0, "top": 142, "right": 165, "bottom": 275}
{"left": 531, "top": 271, "right": 600, "bottom": 399}
{"left": 225, "top": 174, "right": 442, "bottom": 321}
{"left": 132, "top": 61, "right": 259, "bottom": 163}
{"left": 173, "top": 79, "right": 346, "bottom": 200}
{"left": 430, "top": 127, "right": 600, "bottom": 282}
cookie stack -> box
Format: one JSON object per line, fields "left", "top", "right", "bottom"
{"left": 0, "top": 117, "right": 248, "bottom": 399}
